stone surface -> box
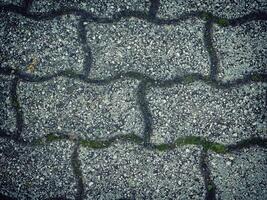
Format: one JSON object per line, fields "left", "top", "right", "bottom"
{"left": 0, "top": 138, "right": 76, "bottom": 200}
{"left": 0, "top": 0, "right": 21, "bottom": 5}
{"left": 86, "top": 17, "right": 209, "bottom": 79}
{"left": 209, "top": 148, "right": 267, "bottom": 200}
{"left": 80, "top": 142, "right": 204, "bottom": 199}
{"left": 158, "top": 0, "right": 267, "bottom": 18}
{"left": 147, "top": 82, "right": 266, "bottom": 144}
{"left": 0, "top": 75, "right": 16, "bottom": 134}
{"left": 18, "top": 77, "right": 143, "bottom": 141}
{"left": 30, "top": 0, "right": 150, "bottom": 17}
{"left": 214, "top": 21, "right": 267, "bottom": 81}
{"left": 0, "top": 12, "right": 83, "bottom": 76}
{"left": 0, "top": 1, "right": 266, "bottom": 199}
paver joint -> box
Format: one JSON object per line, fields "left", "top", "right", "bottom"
{"left": 0, "top": 0, "right": 266, "bottom": 199}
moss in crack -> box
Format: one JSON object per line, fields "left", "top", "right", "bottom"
{"left": 201, "top": 12, "right": 213, "bottom": 21}
{"left": 64, "top": 69, "right": 78, "bottom": 77}
{"left": 217, "top": 18, "right": 229, "bottom": 27}
{"left": 207, "top": 184, "right": 213, "bottom": 191}
{"left": 175, "top": 136, "right": 227, "bottom": 153}
{"left": 120, "top": 134, "right": 143, "bottom": 144}
{"left": 11, "top": 97, "right": 20, "bottom": 108}
{"left": 251, "top": 74, "right": 264, "bottom": 82}
{"left": 155, "top": 143, "right": 175, "bottom": 151}
{"left": 46, "top": 133, "right": 62, "bottom": 142}
{"left": 80, "top": 139, "right": 111, "bottom": 149}
{"left": 183, "top": 74, "right": 196, "bottom": 84}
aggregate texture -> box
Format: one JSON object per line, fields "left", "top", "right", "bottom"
{"left": 0, "top": 0, "right": 267, "bottom": 199}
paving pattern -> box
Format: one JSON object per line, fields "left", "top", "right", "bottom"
{"left": 0, "top": 0, "right": 267, "bottom": 199}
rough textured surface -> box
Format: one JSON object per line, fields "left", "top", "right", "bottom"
{"left": 0, "top": 139, "right": 76, "bottom": 200}
{"left": 18, "top": 77, "right": 142, "bottom": 141}
{"left": 148, "top": 82, "right": 266, "bottom": 144}
{"left": 80, "top": 142, "right": 204, "bottom": 199}
{"left": 30, "top": 0, "right": 150, "bottom": 17}
{"left": 158, "top": 0, "right": 267, "bottom": 18}
{"left": 209, "top": 148, "right": 267, "bottom": 200}
{"left": 86, "top": 17, "right": 209, "bottom": 79}
{"left": 0, "top": 76, "right": 16, "bottom": 133}
{"left": 0, "top": 12, "right": 83, "bottom": 75}
{"left": 0, "top": 0, "right": 21, "bottom": 5}
{"left": 214, "top": 21, "right": 267, "bottom": 81}
{"left": 0, "top": 0, "right": 267, "bottom": 199}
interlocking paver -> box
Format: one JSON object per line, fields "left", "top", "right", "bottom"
{"left": 0, "top": 75, "right": 16, "bottom": 134}
{"left": 0, "top": 12, "right": 83, "bottom": 76}
{"left": 0, "top": 0, "right": 267, "bottom": 199}
{"left": 86, "top": 17, "right": 209, "bottom": 79}
{"left": 214, "top": 21, "right": 267, "bottom": 81}
{"left": 0, "top": 0, "right": 21, "bottom": 6}
{"left": 209, "top": 148, "right": 267, "bottom": 200}
{"left": 147, "top": 82, "right": 266, "bottom": 144}
{"left": 80, "top": 142, "right": 205, "bottom": 199}
{"left": 0, "top": 138, "right": 77, "bottom": 200}
{"left": 158, "top": 0, "right": 267, "bottom": 18}
{"left": 30, "top": 0, "right": 150, "bottom": 17}
{"left": 18, "top": 77, "right": 143, "bottom": 141}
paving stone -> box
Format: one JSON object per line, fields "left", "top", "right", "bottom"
{"left": 80, "top": 142, "right": 204, "bottom": 199}
{"left": 214, "top": 21, "right": 267, "bottom": 81}
{"left": 0, "top": 0, "right": 21, "bottom": 5}
{"left": 158, "top": 0, "right": 267, "bottom": 18}
{"left": 30, "top": 0, "right": 150, "bottom": 17}
{"left": 86, "top": 17, "right": 209, "bottom": 79}
{"left": 0, "top": 12, "right": 83, "bottom": 76}
{"left": 209, "top": 148, "right": 267, "bottom": 200}
{"left": 0, "top": 138, "right": 76, "bottom": 200}
{"left": 147, "top": 82, "right": 266, "bottom": 145}
{"left": 18, "top": 77, "right": 143, "bottom": 141}
{"left": 0, "top": 75, "right": 16, "bottom": 134}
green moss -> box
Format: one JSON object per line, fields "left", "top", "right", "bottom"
{"left": 121, "top": 134, "right": 143, "bottom": 144}
{"left": 64, "top": 69, "right": 77, "bottom": 77}
{"left": 175, "top": 136, "right": 202, "bottom": 146}
{"left": 251, "top": 74, "right": 263, "bottom": 82}
{"left": 183, "top": 75, "right": 196, "bottom": 84}
{"left": 80, "top": 140, "right": 110, "bottom": 149}
{"left": 207, "top": 184, "right": 213, "bottom": 191}
{"left": 175, "top": 136, "right": 227, "bottom": 153}
{"left": 46, "top": 134, "right": 61, "bottom": 142}
{"left": 210, "top": 143, "right": 227, "bottom": 153}
{"left": 33, "top": 138, "right": 45, "bottom": 145}
{"left": 11, "top": 98, "right": 20, "bottom": 108}
{"left": 202, "top": 12, "right": 213, "bottom": 20}
{"left": 155, "top": 144, "right": 174, "bottom": 151}
{"left": 217, "top": 18, "right": 229, "bottom": 27}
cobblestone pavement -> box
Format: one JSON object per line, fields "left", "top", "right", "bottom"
{"left": 0, "top": 0, "right": 267, "bottom": 199}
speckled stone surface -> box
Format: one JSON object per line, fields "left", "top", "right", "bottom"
{"left": 18, "top": 77, "right": 143, "bottom": 141}
{"left": 209, "top": 148, "right": 267, "bottom": 200}
{"left": 0, "top": 0, "right": 266, "bottom": 199}
{"left": 0, "top": 75, "right": 16, "bottom": 134}
{"left": 80, "top": 143, "right": 204, "bottom": 200}
{"left": 0, "top": 139, "right": 76, "bottom": 199}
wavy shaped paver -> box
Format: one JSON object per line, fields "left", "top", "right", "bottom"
{"left": 30, "top": 0, "right": 150, "bottom": 17}
{"left": 0, "top": 138, "right": 76, "bottom": 200}
{"left": 214, "top": 21, "right": 267, "bottom": 81}
{"left": 80, "top": 142, "right": 205, "bottom": 199}
{"left": 18, "top": 77, "right": 143, "bottom": 141}
{"left": 0, "top": 12, "right": 83, "bottom": 76}
{"left": 209, "top": 148, "right": 267, "bottom": 199}
{"left": 158, "top": 0, "right": 267, "bottom": 18}
{"left": 86, "top": 17, "right": 209, "bottom": 79}
{"left": 147, "top": 82, "right": 266, "bottom": 144}
{"left": 0, "top": 75, "right": 16, "bottom": 134}
{"left": 0, "top": 0, "right": 267, "bottom": 199}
